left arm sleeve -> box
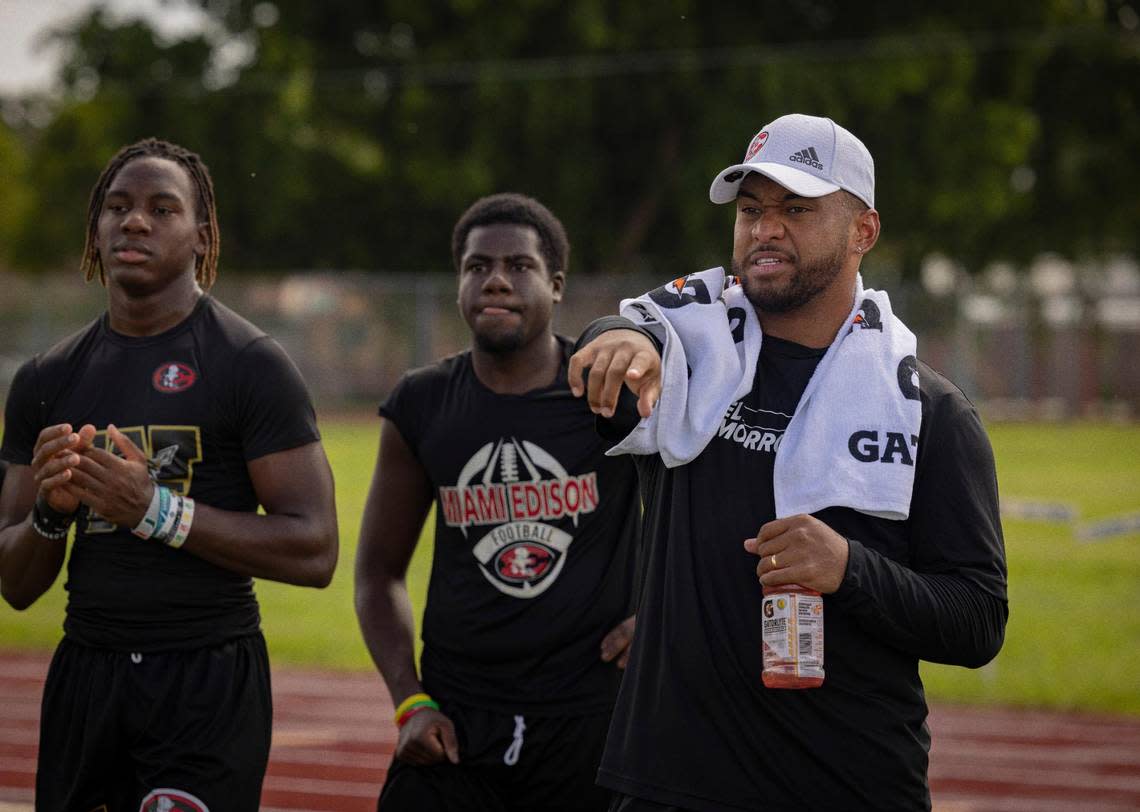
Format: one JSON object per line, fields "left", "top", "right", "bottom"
{"left": 232, "top": 336, "right": 321, "bottom": 461}
{"left": 829, "top": 386, "right": 1009, "bottom": 668}
{"left": 574, "top": 315, "right": 661, "bottom": 354}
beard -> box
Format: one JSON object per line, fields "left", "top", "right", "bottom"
{"left": 473, "top": 330, "right": 525, "bottom": 354}
{"left": 470, "top": 319, "right": 528, "bottom": 355}
{"left": 732, "top": 241, "right": 847, "bottom": 314}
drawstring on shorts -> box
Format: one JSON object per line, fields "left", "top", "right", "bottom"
{"left": 503, "top": 714, "right": 526, "bottom": 766}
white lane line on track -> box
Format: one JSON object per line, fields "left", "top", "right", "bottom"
{"left": 0, "top": 706, "right": 42, "bottom": 724}
{"left": 0, "top": 756, "right": 34, "bottom": 774}
{"left": 0, "top": 729, "right": 40, "bottom": 746}
{"left": 931, "top": 795, "right": 1138, "bottom": 812}
{"left": 931, "top": 762, "right": 1140, "bottom": 793}
{"left": 0, "top": 664, "right": 49, "bottom": 681}
{"left": 263, "top": 773, "right": 381, "bottom": 797}
{"left": 931, "top": 717, "right": 1140, "bottom": 743}
{"left": 270, "top": 727, "right": 396, "bottom": 746}
{"left": 933, "top": 740, "right": 1140, "bottom": 766}
{"left": 269, "top": 748, "right": 385, "bottom": 768}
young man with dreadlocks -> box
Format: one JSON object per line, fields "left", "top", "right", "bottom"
{"left": 355, "top": 193, "right": 641, "bottom": 811}
{"left": 0, "top": 138, "right": 339, "bottom": 811}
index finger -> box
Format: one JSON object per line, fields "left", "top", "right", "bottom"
{"left": 627, "top": 349, "right": 662, "bottom": 418}
{"left": 625, "top": 348, "right": 659, "bottom": 380}
{"left": 568, "top": 343, "right": 599, "bottom": 397}
{"left": 600, "top": 615, "right": 635, "bottom": 661}
{"left": 33, "top": 424, "right": 74, "bottom": 455}
{"left": 32, "top": 432, "right": 82, "bottom": 471}
{"left": 107, "top": 424, "right": 147, "bottom": 462}
{"left": 439, "top": 720, "right": 460, "bottom": 764}
{"left": 757, "top": 517, "right": 794, "bottom": 543}
{"left": 75, "top": 424, "right": 98, "bottom": 449}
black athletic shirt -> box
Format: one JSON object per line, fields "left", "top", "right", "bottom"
{"left": 380, "top": 337, "right": 641, "bottom": 715}
{"left": 578, "top": 319, "right": 1008, "bottom": 811}
{"left": 1, "top": 296, "right": 320, "bottom": 651}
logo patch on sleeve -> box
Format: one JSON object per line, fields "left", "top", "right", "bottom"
{"left": 139, "top": 789, "right": 209, "bottom": 812}
{"left": 152, "top": 362, "right": 198, "bottom": 393}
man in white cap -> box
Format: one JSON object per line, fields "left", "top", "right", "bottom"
{"left": 569, "top": 113, "right": 1008, "bottom": 810}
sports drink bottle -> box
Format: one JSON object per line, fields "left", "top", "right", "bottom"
{"left": 761, "top": 584, "right": 824, "bottom": 688}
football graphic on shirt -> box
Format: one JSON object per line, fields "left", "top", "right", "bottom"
{"left": 439, "top": 438, "right": 599, "bottom": 599}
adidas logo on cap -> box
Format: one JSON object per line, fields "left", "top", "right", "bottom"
{"left": 788, "top": 147, "right": 823, "bottom": 171}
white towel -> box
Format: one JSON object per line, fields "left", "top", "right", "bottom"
{"left": 608, "top": 267, "right": 921, "bottom": 521}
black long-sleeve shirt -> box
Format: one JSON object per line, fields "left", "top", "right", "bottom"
{"left": 578, "top": 317, "right": 1008, "bottom": 811}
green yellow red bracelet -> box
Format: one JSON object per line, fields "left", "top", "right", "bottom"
{"left": 394, "top": 692, "right": 432, "bottom": 719}
{"left": 396, "top": 705, "right": 438, "bottom": 728}
{"left": 394, "top": 692, "right": 440, "bottom": 727}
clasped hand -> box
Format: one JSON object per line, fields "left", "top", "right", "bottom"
{"left": 32, "top": 423, "right": 155, "bottom": 528}
{"left": 397, "top": 708, "right": 460, "bottom": 766}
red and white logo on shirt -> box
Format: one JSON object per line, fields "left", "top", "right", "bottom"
{"left": 441, "top": 438, "right": 598, "bottom": 599}
{"left": 152, "top": 362, "right": 198, "bottom": 393}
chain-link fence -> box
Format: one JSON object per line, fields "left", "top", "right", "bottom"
{"left": 2, "top": 270, "right": 1137, "bottom": 419}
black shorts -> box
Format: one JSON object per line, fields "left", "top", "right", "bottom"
{"left": 378, "top": 700, "right": 612, "bottom": 812}
{"left": 35, "top": 633, "right": 272, "bottom": 812}
{"left": 608, "top": 795, "right": 690, "bottom": 812}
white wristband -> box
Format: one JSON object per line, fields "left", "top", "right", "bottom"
{"left": 165, "top": 497, "right": 195, "bottom": 549}
{"left": 132, "top": 485, "right": 167, "bottom": 539}
{"left": 154, "top": 492, "right": 182, "bottom": 541}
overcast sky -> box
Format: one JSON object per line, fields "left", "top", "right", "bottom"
{"left": 0, "top": 0, "right": 206, "bottom": 94}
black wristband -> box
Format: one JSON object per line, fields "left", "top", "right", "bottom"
{"left": 35, "top": 495, "right": 76, "bottom": 524}
{"left": 32, "top": 495, "right": 76, "bottom": 541}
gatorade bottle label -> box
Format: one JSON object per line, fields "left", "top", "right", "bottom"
{"left": 762, "top": 591, "right": 824, "bottom": 671}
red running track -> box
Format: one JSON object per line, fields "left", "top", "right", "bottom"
{"left": 2, "top": 649, "right": 1138, "bottom": 811}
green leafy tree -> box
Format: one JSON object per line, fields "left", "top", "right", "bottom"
{"left": 3, "top": 1, "right": 1137, "bottom": 276}
{"left": 0, "top": 121, "right": 32, "bottom": 271}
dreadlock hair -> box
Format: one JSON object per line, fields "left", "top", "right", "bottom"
{"left": 80, "top": 138, "right": 221, "bottom": 290}
{"left": 451, "top": 193, "right": 570, "bottom": 277}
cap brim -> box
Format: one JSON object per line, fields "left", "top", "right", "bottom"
{"left": 709, "top": 162, "right": 841, "bottom": 204}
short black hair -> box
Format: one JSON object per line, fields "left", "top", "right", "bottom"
{"left": 841, "top": 190, "right": 870, "bottom": 215}
{"left": 81, "top": 138, "right": 220, "bottom": 289}
{"left": 451, "top": 193, "right": 569, "bottom": 276}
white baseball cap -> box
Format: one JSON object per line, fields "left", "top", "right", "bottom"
{"left": 709, "top": 113, "right": 875, "bottom": 208}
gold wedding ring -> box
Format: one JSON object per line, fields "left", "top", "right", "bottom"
{"left": 770, "top": 554, "right": 778, "bottom": 568}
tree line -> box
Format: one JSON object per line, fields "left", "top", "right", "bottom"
{"left": 1, "top": 0, "right": 1137, "bottom": 280}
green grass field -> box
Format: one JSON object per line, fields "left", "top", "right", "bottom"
{"left": 2, "top": 419, "right": 1138, "bottom": 714}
